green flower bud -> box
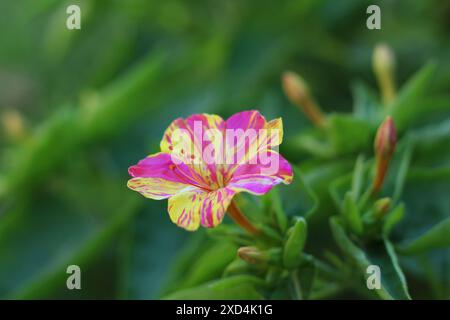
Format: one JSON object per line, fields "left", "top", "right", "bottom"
{"left": 374, "top": 197, "right": 392, "bottom": 219}
{"left": 283, "top": 217, "right": 307, "bottom": 269}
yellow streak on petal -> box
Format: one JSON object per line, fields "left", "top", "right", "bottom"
{"left": 168, "top": 190, "right": 204, "bottom": 231}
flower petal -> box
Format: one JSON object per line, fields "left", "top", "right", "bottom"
{"left": 168, "top": 189, "right": 205, "bottom": 231}
{"left": 225, "top": 110, "right": 267, "bottom": 131}
{"left": 160, "top": 114, "right": 226, "bottom": 188}
{"left": 127, "top": 153, "right": 206, "bottom": 199}
{"left": 168, "top": 187, "right": 235, "bottom": 231}
{"left": 228, "top": 150, "right": 293, "bottom": 195}
{"left": 263, "top": 117, "right": 283, "bottom": 148}
{"left": 224, "top": 111, "right": 284, "bottom": 171}
{"left": 200, "top": 187, "right": 235, "bottom": 228}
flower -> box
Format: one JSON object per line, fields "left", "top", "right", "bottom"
{"left": 127, "top": 110, "right": 293, "bottom": 231}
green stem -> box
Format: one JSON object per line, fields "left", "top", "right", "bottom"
{"left": 291, "top": 270, "right": 303, "bottom": 300}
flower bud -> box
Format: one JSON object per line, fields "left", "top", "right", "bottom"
{"left": 372, "top": 43, "right": 396, "bottom": 105}
{"left": 1, "top": 109, "right": 27, "bottom": 142}
{"left": 374, "top": 116, "right": 397, "bottom": 159}
{"left": 237, "top": 247, "right": 281, "bottom": 265}
{"left": 282, "top": 71, "right": 325, "bottom": 127}
{"left": 237, "top": 246, "right": 267, "bottom": 264}
{"left": 283, "top": 217, "right": 307, "bottom": 269}
{"left": 373, "top": 197, "right": 391, "bottom": 219}
{"left": 373, "top": 116, "right": 397, "bottom": 193}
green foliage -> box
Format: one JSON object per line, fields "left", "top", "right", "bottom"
{"left": 0, "top": 0, "right": 449, "bottom": 300}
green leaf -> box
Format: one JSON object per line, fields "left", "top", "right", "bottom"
{"left": 326, "top": 114, "right": 374, "bottom": 155}
{"left": 162, "top": 275, "right": 265, "bottom": 300}
{"left": 410, "top": 118, "right": 450, "bottom": 167}
{"left": 397, "top": 168, "right": 450, "bottom": 242}
{"left": 278, "top": 165, "right": 319, "bottom": 219}
{"left": 383, "top": 204, "right": 405, "bottom": 236}
{"left": 82, "top": 53, "right": 166, "bottom": 139}
{"left": 397, "top": 218, "right": 450, "bottom": 255}
{"left": 330, "top": 217, "right": 369, "bottom": 268}
{"left": 351, "top": 154, "right": 366, "bottom": 201}
{"left": 390, "top": 61, "right": 437, "bottom": 131}
{"left": 0, "top": 186, "right": 140, "bottom": 299}
{"left": 117, "top": 202, "right": 192, "bottom": 299}
{"left": 268, "top": 188, "right": 288, "bottom": 232}
{"left": 303, "top": 159, "right": 353, "bottom": 212}
{"left": 330, "top": 217, "right": 411, "bottom": 299}
{"left": 223, "top": 259, "right": 259, "bottom": 277}
{"left": 295, "top": 261, "right": 317, "bottom": 300}
{"left": 393, "top": 95, "right": 450, "bottom": 132}
{"left": 351, "top": 81, "right": 380, "bottom": 122}
{"left": 2, "top": 107, "right": 81, "bottom": 198}
{"left": 366, "top": 238, "right": 411, "bottom": 300}
{"left": 169, "top": 241, "right": 237, "bottom": 292}
{"left": 287, "top": 129, "right": 333, "bottom": 158}
{"left": 342, "top": 191, "right": 363, "bottom": 236}
{"left": 329, "top": 173, "right": 352, "bottom": 213}
{"left": 392, "top": 139, "right": 413, "bottom": 203}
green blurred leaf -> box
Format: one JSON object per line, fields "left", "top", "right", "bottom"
{"left": 383, "top": 204, "right": 405, "bottom": 236}
{"left": 398, "top": 218, "right": 450, "bottom": 255}
{"left": 293, "top": 260, "right": 316, "bottom": 300}
{"left": 118, "top": 201, "right": 190, "bottom": 299}
{"left": 351, "top": 154, "right": 366, "bottom": 201}
{"left": 163, "top": 275, "right": 265, "bottom": 300}
{"left": 267, "top": 188, "right": 288, "bottom": 232}
{"left": 351, "top": 81, "right": 380, "bottom": 122}
{"left": 392, "top": 139, "right": 413, "bottom": 203}
{"left": 278, "top": 165, "right": 319, "bottom": 219}
{"left": 390, "top": 62, "right": 437, "bottom": 131}
{"left": 0, "top": 184, "right": 140, "bottom": 299}
{"left": 342, "top": 191, "right": 363, "bottom": 236}
{"left": 326, "top": 114, "right": 374, "bottom": 155}
{"left": 330, "top": 217, "right": 411, "bottom": 299}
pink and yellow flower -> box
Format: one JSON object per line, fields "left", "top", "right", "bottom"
{"left": 127, "top": 110, "right": 293, "bottom": 231}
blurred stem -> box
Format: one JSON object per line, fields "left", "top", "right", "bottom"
{"left": 291, "top": 270, "right": 303, "bottom": 300}
{"left": 282, "top": 71, "right": 326, "bottom": 128}
{"left": 227, "top": 201, "right": 259, "bottom": 235}
{"left": 378, "top": 74, "right": 396, "bottom": 106}
{"left": 314, "top": 258, "right": 340, "bottom": 280}
{"left": 309, "top": 283, "right": 345, "bottom": 299}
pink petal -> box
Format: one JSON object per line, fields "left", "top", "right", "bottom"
{"left": 225, "top": 110, "right": 267, "bottom": 131}
{"left": 224, "top": 111, "right": 284, "bottom": 171}
{"left": 127, "top": 152, "right": 207, "bottom": 199}
{"left": 227, "top": 150, "right": 293, "bottom": 195}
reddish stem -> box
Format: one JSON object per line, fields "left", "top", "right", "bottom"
{"left": 227, "top": 201, "right": 259, "bottom": 235}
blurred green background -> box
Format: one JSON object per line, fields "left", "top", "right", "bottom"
{"left": 0, "top": 0, "right": 449, "bottom": 299}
